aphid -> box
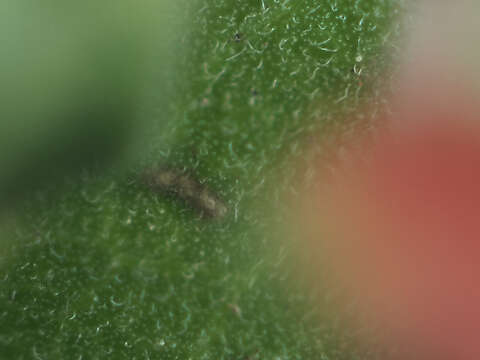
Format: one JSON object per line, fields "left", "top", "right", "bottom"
{"left": 227, "top": 303, "right": 242, "bottom": 317}
{"left": 233, "top": 32, "right": 244, "bottom": 42}
{"left": 142, "top": 167, "right": 228, "bottom": 219}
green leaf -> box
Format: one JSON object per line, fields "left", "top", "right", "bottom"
{"left": 0, "top": 1, "right": 404, "bottom": 359}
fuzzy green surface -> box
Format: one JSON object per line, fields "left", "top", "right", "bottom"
{"left": 0, "top": 1, "right": 404, "bottom": 359}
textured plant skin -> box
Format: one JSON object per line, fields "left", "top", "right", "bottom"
{"left": 0, "top": 1, "right": 404, "bottom": 359}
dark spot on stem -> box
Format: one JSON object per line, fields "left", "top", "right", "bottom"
{"left": 142, "top": 167, "right": 228, "bottom": 219}
{"left": 233, "top": 32, "right": 244, "bottom": 42}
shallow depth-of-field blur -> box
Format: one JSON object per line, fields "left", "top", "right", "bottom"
{"left": 7, "top": 1, "right": 480, "bottom": 359}
{"left": 296, "top": 2, "right": 480, "bottom": 359}
{"left": 0, "top": 1, "right": 182, "bottom": 203}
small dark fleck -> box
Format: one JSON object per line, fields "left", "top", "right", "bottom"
{"left": 142, "top": 167, "right": 228, "bottom": 219}
{"left": 233, "top": 32, "right": 244, "bottom": 42}
{"left": 250, "top": 88, "right": 258, "bottom": 96}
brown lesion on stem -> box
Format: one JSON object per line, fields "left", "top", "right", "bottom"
{"left": 141, "top": 167, "right": 228, "bottom": 219}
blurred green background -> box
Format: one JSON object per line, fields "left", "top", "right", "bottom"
{"left": 0, "top": 1, "right": 405, "bottom": 359}
{"left": 0, "top": 0, "right": 184, "bottom": 202}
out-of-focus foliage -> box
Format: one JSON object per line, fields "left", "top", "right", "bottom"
{"left": 0, "top": 0, "right": 182, "bottom": 202}
{"left": 0, "top": 1, "right": 405, "bottom": 359}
